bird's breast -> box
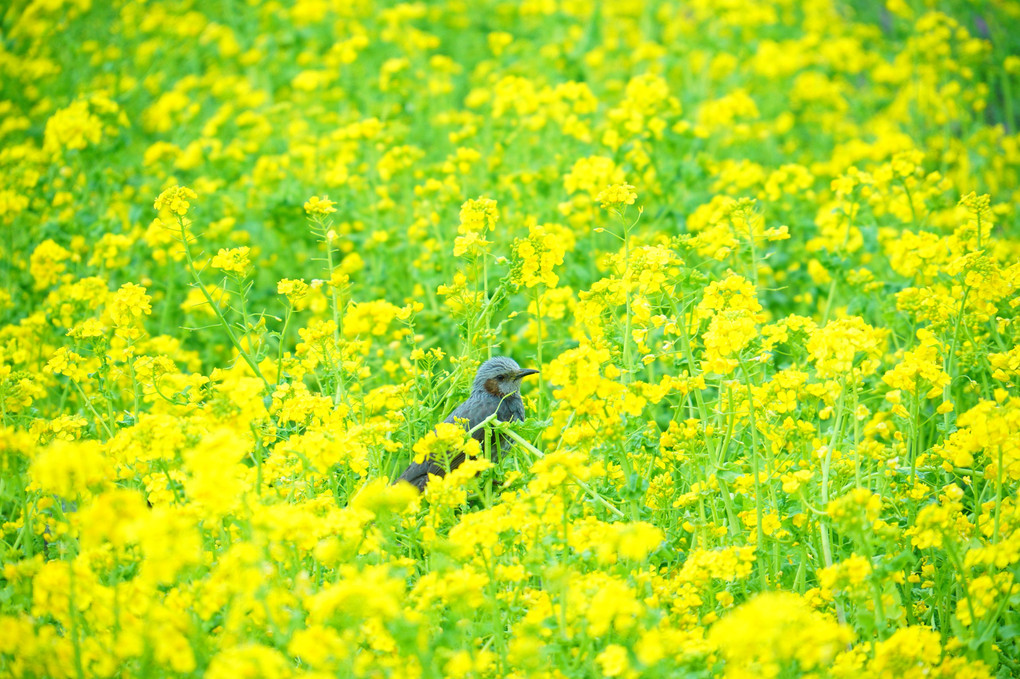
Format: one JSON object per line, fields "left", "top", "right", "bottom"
{"left": 496, "top": 395, "right": 525, "bottom": 423}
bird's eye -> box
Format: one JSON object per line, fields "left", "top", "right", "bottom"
{"left": 497, "top": 374, "right": 507, "bottom": 380}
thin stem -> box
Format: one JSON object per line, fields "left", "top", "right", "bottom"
{"left": 535, "top": 287, "right": 545, "bottom": 412}
{"left": 670, "top": 294, "right": 741, "bottom": 535}
{"left": 68, "top": 561, "right": 85, "bottom": 679}
{"left": 740, "top": 357, "right": 768, "bottom": 589}
{"left": 820, "top": 386, "right": 847, "bottom": 624}
{"left": 909, "top": 388, "right": 920, "bottom": 483}
{"left": 501, "top": 426, "right": 625, "bottom": 519}
{"left": 71, "top": 380, "right": 114, "bottom": 439}
{"left": 483, "top": 254, "right": 491, "bottom": 359}
{"left": 178, "top": 218, "right": 270, "bottom": 391}
{"left": 994, "top": 444, "right": 1003, "bottom": 544}
{"left": 276, "top": 304, "right": 292, "bottom": 385}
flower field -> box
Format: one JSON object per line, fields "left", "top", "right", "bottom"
{"left": 3, "top": 0, "right": 1020, "bottom": 676}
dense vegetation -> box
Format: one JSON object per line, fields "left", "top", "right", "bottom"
{"left": 2, "top": 0, "right": 1020, "bottom": 677}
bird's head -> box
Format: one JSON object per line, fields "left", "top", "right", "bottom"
{"left": 472, "top": 356, "right": 539, "bottom": 398}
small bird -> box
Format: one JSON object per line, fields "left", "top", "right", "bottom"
{"left": 396, "top": 356, "right": 539, "bottom": 491}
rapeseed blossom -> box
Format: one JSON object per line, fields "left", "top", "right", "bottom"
{"left": 453, "top": 196, "right": 498, "bottom": 257}
{"left": 153, "top": 185, "right": 198, "bottom": 217}
{"left": 210, "top": 246, "right": 252, "bottom": 276}
{"left": 597, "top": 183, "right": 638, "bottom": 210}
{"left": 304, "top": 195, "right": 337, "bottom": 216}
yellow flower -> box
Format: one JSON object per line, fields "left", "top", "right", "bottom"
{"left": 564, "top": 155, "right": 624, "bottom": 197}
{"left": 277, "top": 278, "right": 310, "bottom": 306}
{"left": 43, "top": 99, "right": 103, "bottom": 154}
{"left": 807, "top": 317, "right": 887, "bottom": 379}
{"left": 780, "top": 469, "right": 813, "bottom": 493}
{"left": 696, "top": 274, "right": 764, "bottom": 374}
{"left": 596, "top": 183, "right": 638, "bottom": 209}
{"left": 304, "top": 194, "right": 337, "bottom": 216}
{"left": 818, "top": 554, "right": 873, "bottom": 595}
{"left": 210, "top": 246, "right": 251, "bottom": 275}
{"left": 29, "top": 239, "right": 72, "bottom": 290}
{"left": 45, "top": 347, "right": 87, "bottom": 381}
{"left": 154, "top": 185, "right": 198, "bottom": 217}
{"left": 571, "top": 572, "right": 643, "bottom": 636}
{"left": 205, "top": 644, "right": 293, "bottom": 679}
{"left": 882, "top": 329, "right": 950, "bottom": 398}
{"left": 29, "top": 439, "right": 110, "bottom": 498}
{"left": 452, "top": 229, "right": 490, "bottom": 257}
{"left": 106, "top": 282, "right": 152, "bottom": 328}
{"left": 411, "top": 421, "right": 481, "bottom": 466}
{"left": 77, "top": 488, "right": 148, "bottom": 549}
{"left": 595, "top": 521, "right": 664, "bottom": 563}
{"left": 350, "top": 478, "right": 417, "bottom": 517}
{"left": 287, "top": 625, "right": 349, "bottom": 669}
{"left": 906, "top": 497, "right": 966, "bottom": 549}
{"left": 679, "top": 546, "right": 756, "bottom": 584}
{"left": 66, "top": 318, "right": 106, "bottom": 339}
{"left": 453, "top": 196, "right": 498, "bottom": 256}
{"left": 459, "top": 196, "right": 498, "bottom": 231}
{"left": 868, "top": 627, "right": 941, "bottom": 678}
{"left": 709, "top": 592, "right": 853, "bottom": 677}
{"left": 955, "top": 573, "right": 1019, "bottom": 627}
{"left": 511, "top": 223, "right": 571, "bottom": 288}
{"left": 596, "top": 644, "right": 630, "bottom": 677}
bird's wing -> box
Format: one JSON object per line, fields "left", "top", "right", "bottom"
{"left": 444, "top": 397, "right": 486, "bottom": 428}
{"left": 394, "top": 398, "right": 479, "bottom": 491}
{"left": 395, "top": 394, "right": 513, "bottom": 491}
{"left": 396, "top": 453, "right": 466, "bottom": 491}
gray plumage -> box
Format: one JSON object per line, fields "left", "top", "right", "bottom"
{"left": 396, "top": 356, "right": 539, "bottom": 491}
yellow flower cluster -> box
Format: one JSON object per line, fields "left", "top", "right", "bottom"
{"left": 210, "top": 246, "right": 251, "bottom": 276}
{"left": 154, "top": 185, "right": 198, "bottom": 217}
{"left": 512, "top": 223, "right": 571, "bottom": 289}
{"left": 303, "top": 195, "right": 337, "bottom": 216}
{"left": 696, "top": 274, "right": 764, "bottom": 374}
{"left": 709, "top": 592, "right": 852, "bottom": 677}
{"left": 597, "top": 183, "right": 638, "bottom": 210}
{"left": 412, "top": 421, "right": 481, "bottom": 466}
{"left": 453, "top": 196, "right": 498, "bottom": 257}
{"left": 882, "top": 328, "right": 950, "bottom": 399}
{"left": 807, "top": 317, "right": 887, "bottom": 379}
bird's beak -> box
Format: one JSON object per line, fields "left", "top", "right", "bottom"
{"left": 515, "top": 368, "right": 540, "bottom": 379}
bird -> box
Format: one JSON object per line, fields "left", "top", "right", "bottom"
{"left": 395, "top": 356, "right": 539, "bottom": 491}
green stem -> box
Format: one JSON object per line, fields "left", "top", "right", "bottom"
{"left": 502, "top": 427, "right": 625, "bottom": 519}
{"left": 535, "top": 287, "right": 545, "bottom": 412}
{"left": 71, "top": 380, "right": 114, "bottom": 439}
{"left": 739, "top": 358, "right": 768, "bottom": 589}
{"left": 822, "top": 198, "right": 857, "bottom": 324}
{"left": 322, "top": 230, "right": 347, "bottom": 403}
{"left": 943, "top": 541, "right": 979, "bottom": 641}
{"left": 746, "top": 217, "right": 759, "bottom": 290}
{"left": 900, "top": 178, "right": 918, "bottom": 229}
{"left": 994, "top": 444, "right": 1003, "bottom": 544}
{"left": 483, "top": 254, "right": 491, "bottom": 359}
{"left": 68, "top": 561, "right": 85, "bottom": 679}
{"left": 622, "top": 220, "right": 634, "bottom": 383}
{"left": 276, "top": 304, "right": 292, "bottom": 385}
{"left": 671, "top": 294, "right": 741, "bottom": 535}
{"left": 819, "top": 387, "right": 847, "bottom": 623}
{"left": 821, "top": 276, "right": 838, "bottom": 325}
{"left": 909, "top": 388, "right": 920, "bottom": 483}
{"left": 178, "top": 218, "right": 270, "bottom": 392}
